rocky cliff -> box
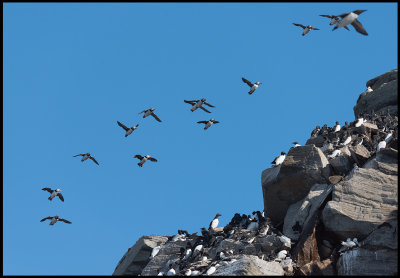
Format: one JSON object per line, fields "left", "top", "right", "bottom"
{"left": 113, "top": 69, "right": 398, "bottom": 276}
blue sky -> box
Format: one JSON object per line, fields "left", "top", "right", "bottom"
{"left": 3, "top": 3, "right": 397, "bottom": 275}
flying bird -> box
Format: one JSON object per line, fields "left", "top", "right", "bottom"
{"left": 184, "top": 98, "right": 215, "bottom": 113}
{"left": 73, "top": 153, "right": 99, "bottom": 165}
{"left": 40, "top": 215, "right": 71, "bottom": 225}
{"left": 241, "top": 77, "right": 262, "bottom": 95}
{"left": 139, "top": 108, "right": 162, "bottom": 122}
{"left": 293, "top": 23, "right": 320, "bottom": 36}
{"left": 197, "top": 118, "right": 220, "bottom": 130}
{"left": 42, "top": 188, "right": 64, "bottom": 202}
{"left": 332, "top": 10, "right": 368, "bottom": 36}
{"left": 117, "top": 121, "right": 139, "bottom": 137}
{"left": 134, "top": 154, "right": 158, "bottom": 167}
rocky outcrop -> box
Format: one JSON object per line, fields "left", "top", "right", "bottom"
{"left": 113, "top": 235, "right": 168, "bottom": 275}
{"left": 113, "top": 70, "right": 398, "bottom": 276}
{"left": 354, "top": 69, "right": 398, "bottom": 117}
{"left": 262, "top": 145, "right": 331, "bottom": 223}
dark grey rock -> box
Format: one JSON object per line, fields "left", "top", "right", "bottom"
{"left": 262, "top": 145, "right": 331, "bottom": 223}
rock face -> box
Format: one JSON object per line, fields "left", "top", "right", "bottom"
{"left": 214, "top": 255, "right": 284, "bottom": 276}
{"left": 354, "top": 69, "right": 398, "bottom": 117}
{"left": 113, "top": 70, "right": 398, "bottom": 276}
{"left": 113, "top": 235, "right": 168, "bottom": 275}
{"left": 322, "top": 167, "right": 397, "bottom": 239}
{"left": 262, "top": 145, "right": 331, "bottom": 223}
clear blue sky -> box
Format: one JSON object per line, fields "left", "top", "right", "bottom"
{"left": 3, "top": 3, "right": 397, "bottom": 275}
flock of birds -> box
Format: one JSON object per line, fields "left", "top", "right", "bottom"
{"left": 293, "top": 10, "right": 368, "bottom": 36}
{"left": 149, "top": 211, "right": 295, "bottom": 276}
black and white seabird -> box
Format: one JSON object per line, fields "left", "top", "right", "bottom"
{"left": 42, "top": 187, "right": 64, "bottom": 202}
{"left": 40, "top": 215, "right": 71, "bottom": 225}
{"left": 332, "top": 10, "right": 368, "bottom": 36}
{"left": 139, "top": 108, "right": 162, "bottom": 122}
{"left": 272, "top": 152, "right": 286, "bottom": 166}
{"left": 133, "top": 154, "right": 157, "bottom": 167}
{"left": 340, "top": 130, "right": 352, "bottom": 146}
{"left": 377, "top": 140, "right": 386, "bottom": 152}
{"left": 209, "top": 213, "right": 222, "bottom": 231}
{"left": 320, "top": 14, "right": 349, "bottom": 28}
{"left": 241, "top": 77, "right": 262, "bottom": 95}
{"left": 117, "top": 121, "right": 139, "bottom": 137}
{"left": 293, "top": 23, "right": 320, "bottom": 36}
{"left": 292, "top": 141, "right": 301, "bottom": 148}
{"left": 311, "top": 126, "right": 320, "bottom": 137}
{"left": 184, "top": 98, "right": 215, "bottom": 113}
{"left": 334, "top": 121, "right": 341, "bottom": 132}
{"left": 339, "top": 238, "right": 359, "bottom": 253}
{"left": 166, "top": 264, "right": 176, "bottom": 276}
{"left": 73, "top": 153, "right": 99, "bottom": 165}
{"left": 197, "top": 118, "right": 220, "bottom": 130}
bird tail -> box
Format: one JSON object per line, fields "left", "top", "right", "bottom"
{"left": 138, "top": 163, "right": 142, "bottom": 167}
{"left": 48, "top": 196, "right": 53, "bottom": 201}
{"left": 332, "top": 25, "right": 338, "bottom": 31}
{"left": 248, "top": 90, "right": 253, "bottom": 95}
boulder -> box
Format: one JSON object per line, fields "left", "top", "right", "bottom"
{"left": 213, "top": 255, "right": 285, "bottom": 276}
{"left": 349, "top": 144, "right": 371, "bottom": 166}
{"left": 283, "top": 184, "right": 333, "bottom": 241}
{"left": 113, "top": 235, "right": 168, "bottom": 276}
{"left": 322, "top": 167, "right": 398, "bottom": 239}
{"left": 262, "top": 145, "right": 331, "bottom": 223}
{"left": 329, "top": 155, "right": 353, "bottom": 176}
{"left": 354, "top": 69, "right": 398, "bottom": 117}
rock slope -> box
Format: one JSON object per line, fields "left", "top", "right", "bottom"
{"left": 113, "top": 69, "right": 398, "bottom": 276}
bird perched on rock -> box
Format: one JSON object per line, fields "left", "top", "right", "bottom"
{"left": 73, "top": 153, "right": 99, "bottom": 165}
{"left": 352, "top": 134, "right": 365, "bottom": 146}
{"left": 364, "top": 86, "right": 373, "bottom": 93}
{"left": 291, "top": 142, "right": 301, "bottom": 148}
{"left": 42, "top": 188, "right": 64, "bottom": 202}
{"left": 166, "top": 264, "right": 176, "bottom": 276}
{"left": 117, "top": 121, "right": 139, "bottom": 137}
{"left": 355, "top": 115, "right": 365, "bottom": 127}
{"left": 332, "top": 10, "right": 368, "bottom": 35}
{"left": 332, "top": 121, "right": 340, "bottom": 132}
{"left": 272, "top": 152, "right": 286, "bottom": 166}
{"left": 184, "top": 98, "right": 215, "bottom": 113}
{"left": 197, "top": 118, "right": 219, "bottom": 130}
{"left": 339, "top": 238, "right": 359, "bottom": 253}
{"left": 311, "top": 126, "right": 320, "bottom": 137}
{"left": 40, "top": 215, "right": 71, "bottom": 226}
{"left": 328, "top": 149, "right": 341, "bottom": 158}
{"left": 293, "top": 23, "right": 320, "bottom": 36}
{"left": 133, "top": 154, "right": 157, "bottom": 167}
{"left": 241, "top": 77, "right": 262, "bottom": 95}
{"left": 139, "top": 108, "right": 162, "bottom": 122}
{"left": 276, "top": 250, "right": 288, "bottom": 261}
{"left": 209, "top": 213, "right": 222, "bottom": 231}
{"left": 377, "top": 140, "right": 387, "bottom": 152}
{"left": 340, "top": 130, "right": 352, "bottom": 146}
{"left": 150, "top": 246, "right": 161, "bottom": 259}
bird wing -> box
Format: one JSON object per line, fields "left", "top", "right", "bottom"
{"left": 344, "top": 25, "right": 350, "bottom": 31}
{"left": 42, "top": 187, "right": 53, "bottom": 193}
{"left": 338, "top": 12, "right": 350, "bottom": 18}
{"left": 151, "top": 112, "right": 162, "bottom": 122}
{"left": 89, "top": 157, "right": 99, "bottom": 165}
{"left": 59, "top": 218, "right": 72, "bottom": 224}
{"left": 351, "top": 19, "right": 368, "bottom": 35}
{"left": 58, "top": 193, "right": 64, "bottom": 202}
{"left": 184, "top": 100, "right": 197, "bottom": 104}
{"left": 134, "top": 155, "right": 144, "bottom": 160}
{"left": 199, "top": 106, "right": 211, "bottom": 113}
{"left": 319, "top": 14, "right": 333, "bottom": 18}
{"left": 40, "top": 216, "right": 52, "bottom": 222}
{"left": 204, "top": 102, "right": 215, "bottom": 108}
{"left": 241, "top": 77, "right": 253, "bottom": 87}
{"left": 271, "top": 156, "right": 278, "bottom": 164}
{"left": 117, "top": 121, "right": 129, "bottom": 131}
{"left": 197, "top": 121, "right": 208, "bottom": 124}
{"left": 138, "top": 110, "right": 147, "bottom": 114}
{"left": 148, "top": 157, "right": 158, "bottom": 162}
{"left": 293, "top": 23, "right": 306, "bottom": 29}
{"left": 311, "top": 27, "right": 320, "bottom": 30}
{"left": 73, "top": 154, "right": 84, "bottom": 157}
